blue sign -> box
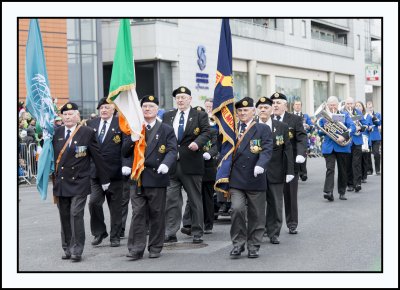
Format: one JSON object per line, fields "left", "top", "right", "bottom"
{"left": 197, "top": 45, "right": 206, "bottom": 70}
{"left": 195, "top": 45, "right": 209, "bottom": 90}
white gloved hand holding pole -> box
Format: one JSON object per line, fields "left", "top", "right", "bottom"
{"left": 296, "top": 155, "right": 306, "bottom": 163}
{"left": 254, "top": 166, "right": 264, "bottom": 177}
{"left": 157, "top": 164, "right": 169, "bottom": 174}
{"left": 121, "top": 166, "right": 131, "bottom": 176}
{"left": 101, "top": 183, "right": 110, "bottom": 191}
{"left": 203, "top": 152, "right": 211, "bottom": 160}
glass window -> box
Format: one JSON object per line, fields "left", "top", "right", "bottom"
{"left": 159, "top": 61, "right": 173, "bottom": 110}
{"left": 233, "top": 71, "right": 248, "bottom": 102}
{"left": 256, "top": 74, "right": 268, "bottom": 100}
{"left": 301, "top": 20, "right": 306, "bottom": 38}
{"left": 67, "top": 40, "right": 80, "bottom": 54}
{"left": 275, "top": 76, "right": 303, "bottom": 113}
{"left": 68, "top": 53, "right": 81, "bottom": 102}
{"left": 67, "top": 19, "right": 80, "bottom": 40}
{"left": 289, "top": 19, "right": 294, "bottom": 35}
{"left": 81, "top": 19, "right": 96, "bottom": 41}
{"left": 357, "top": 34, "right": 361, "bottom": 50}
{"left": 313, "top": 80, "right": 328, "bottom": 112}
{"left": 82, "top": 102, "right": 97, "bottom": 119}
{"left": 81, "top": 41, "right": 96, "bottom": 54}
{"left": 81, "top": 54, "right": 98, "bottom": 102}
{"left": 335, "top": 83, "right": 345, "bottom": 101}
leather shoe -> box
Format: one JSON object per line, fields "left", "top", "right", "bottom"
{"left": 355, "top": 185, "right": 362, "bottom": 192}
{"left": 126, "top": 252, "right": 143, "bottom": 260}
{"left": 164, "top": 235, "right": 177, "bottom": 243}
{"left": 339, "top": 194, "right": 347, "bottom": 200}
{"left": 248, "top": 249, "right": 259, "bottom": 258}
{"left": 110, "top": 240, "right": 120, "bottom": 247}
{"left": 91, "top": 232, "right": 108, "bottom": 246}
{"left": 180, "top": 227, "right": 192, "bottom": 236}
{"left": 149, "top": 252, "right": 161, "bottom": 258}
{"left": 193, "top": 236, "right": 203, "bottom": 244}
{"left": 70, "top": 255, "right": 81, "bottom": 262}
{"left": 289, "top": 227, "right": 298, "bottom": 234}
{"left": 323, "top": 192, "right": 334, "bottom": 202}
{"left": 376, "top": 171, "right": 381, "bottom": 176}
{"left": 61, "top": 252, "right": 71, "bottom": 260}
{"left": 230, "top": 246, "right": 245, "bottom": 258}
{"left": 120, "top": 229, "right": 125, "bottom": 238}
{"left": 204, "top": 229, "right": 213, "bottom": 234}
{"left": 361, "top": 179, "right": 367, "bottom": 183}
{"left": 270, "top": 236, "right": 280, "bottom": 244}
{"left": 347, "top": 186, "right": 354, "bottom": 192}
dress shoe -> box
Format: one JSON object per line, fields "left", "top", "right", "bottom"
{"left": 355, "top": 185, "right": 362, "bottom": 192}
{"left": 126, "top": 252, "right": 143, "bottom": 261}
{"left": 193, "top": 235, "right": 203, "bottom": 244}
{"left": 367, "top": 170, "right": 373, "bottom": 175}
{"left": 164, "top": 235, "right": 178, "bottom": 243}
{"left": 149, "top": 252, "right": 161, "bottom": 258}
{"left": 347, "top": 186, "right": 354, "bottom": 192}
{"left": 339, "top": 194, "right": 347, "bottom": 200}
{"left": 204, "top": 229, "right": 213, "bottom": 234}
{"left": 230, "top": 246, "right": 245, "bottom": 258}
{"left": 270, "top": 236, "right": 280, "bottom": 244}
{"left": 61, "top": 252, "right": 71, "bottom": 260}
{"left": 120, "top": 229, "right": 125, "bottom": 238}
{"left": 70, "top": 255, "right": 81, "bottom": 262}
{"left": 300, "top": 175, "right": 308, "bottom": 181}
{"left": 91, "top": 232, "right": 108, "bottom": 246}
{"left": 180, "top": 227, "right": 192, "bottom": 236}
{"left": 110, "top": 240, "right": 120, "bottom": 247}
{"left": 361, "top": 179, "right": 367, "bottom": 183}
{"left": 323, "top": 192, "right": 334, "bottom": 202}
{"left": 247, "top": 249, "right": 259, "bottom": 258}
{"left": 376, "top": 171, "right": 381, "bottom": 176}
{"left": 289, "top": 227, "right": 298, "bottom": 234}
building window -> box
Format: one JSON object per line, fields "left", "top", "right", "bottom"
{"left": 275, "top": 77, "right": 304, "bottom": 113}
{"left": 335, "top": 83, "right": 346, "bottom": 100}
{"left": 158, "top": 61, "right": 173, "bottom": 110}
{"left": 289, "top": 19, "right": 294, "bottom": 35}
{"left": 357, "top": 34, "right": 361, "bottom": 50}
{"left": 233, "top": 71, "right": 248, "bottom": 101}
{"left": 256, "top": 74, "right": 268, "bottom": 100}
{"left": 313, "top": 80, "right": 328, "bottom": 112}
{"left": 301, "top": 20, "right": 307, "bottom": 38}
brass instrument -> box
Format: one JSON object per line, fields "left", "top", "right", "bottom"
{"left": 315, "top": 102, "right": 352, "bottom": 146}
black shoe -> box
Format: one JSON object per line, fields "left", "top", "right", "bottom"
{"left": 355, "top": 185, "right": 362, "bottom": 192}
{"left": 120, "top": 229, "right": 125, "bottom": 238}
{"left": 230, "top": 246, "right": 245, "bottom": 258}
{"left": 164, "top": 235, "right": 178, "bottom": 243}
{"left": 193, "top": 235, "right": 203, "bottom": 244}
{"left": 180, "top": 227, "right": 192, "bottom": 236}
{"left": 91, "top": 232, "right": 108, "bottom": 246}
{"left": 126, "top": 252, "right": 143, "bottom": 260}
{"left": 61, "top": 252, "right": 71, "bottom": 260}
{"left": 339, "top": 194, "right": 347, "bottom": 200}
{"left": 149, "top": 252, "right": 161, "bottom": 258}
{"left": 204, "top": 229, "right": 213, "bottom": 234}
{"left": 300, "top": 175, "right": 308, "bottom": 181}
{"left": 270, "top": 236, "right": 280, "bottom": 244}
{"left": 367, "top": 171, "right": 373, "bottom": 175}
{"left": 347, "top": 186, "right": 354, "bottom": 192}
{"left": 248, "top": 249, "right": 259, "bottom": 258}
{"left": 218, "top": 203, "right": 227, "bottom": 214}
{"left": 289, "top": 227, "right": 298, "bottom": 234}
{"left": 70, "top": 255, "right": 81, "bottom": 262}
{"left": 376, "top": 172, "right": 381, "bottom": 176}
{"left": 361, "top": 179, "right": 367, "bottom": 183}
{"left": 110, "top": 240, "right": 120, "bottom": 247}
{"left": 323, "top": 192, "right": 334, "bottom": 202}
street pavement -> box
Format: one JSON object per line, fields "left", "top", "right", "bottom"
{"left": 17, "top": 157, "right": 382, "bottom": 272}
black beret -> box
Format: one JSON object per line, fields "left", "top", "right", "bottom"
{"left": 60, "top": 102, "right": 79, "bottom": 114}
{"left": 256, "top": 97, "right": 272, "bottom": 107}
{"left": 97, "top": 97, "right": 110, "bottom": 109}
{"left": 141, "top": 95, "right": 159, "bottom": 106}
{"left": 270, "top": 92, "right": 287, "bottom": 101}
{"left": 235, "top": 97, "right": 254, "bottom": 109}
{"left": 194, "top": 106, "right": 205, "bottom": 112}
{"left": 172, "top": 86, "right": 191, "bottom": 97}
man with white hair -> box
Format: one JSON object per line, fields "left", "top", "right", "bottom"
{"left": 52, "top": 102, "right": 110, "bottom": 262}
{"left": 317, "top": 96, "right": 356, "bottom": 202}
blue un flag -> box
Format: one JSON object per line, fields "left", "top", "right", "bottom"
{"left": 25, "top": 19, "right": 57, "bottom": 200}
{"left": 212, "top": 19, "right": 237, "bottom": 196}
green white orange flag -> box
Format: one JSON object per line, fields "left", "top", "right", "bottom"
{"left": 107, "top": 19, "right": 145, "bottom": 182}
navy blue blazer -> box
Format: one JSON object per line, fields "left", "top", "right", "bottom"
{"left": 229, "top": 122, "right": 273, "bottom": 191}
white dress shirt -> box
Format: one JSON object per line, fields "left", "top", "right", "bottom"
{"left": 65, "top": 124, "right": 77, "bottom": 146}
{"left": 274, "top": 111, "right": 286, "bottom": 121}
{"left": 144, "top": 119, "right": 157, "bottom": 130}
{"left": 98, "top": 116, "right": 113, "bottom": 139}
{"left": 259, "top": 118, "right": 272, "bottom": 131}
{"left": 173, "top": 107, "right": 191, "bottom": 138}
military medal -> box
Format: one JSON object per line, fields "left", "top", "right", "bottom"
{"left": 158, "top": 145, "right": 166, "bottom": 153}
{"left": 194, "top": 127, "right": 200, "bottom": 135}
{"left": 113, "top": 134, "right": 121, "bottom": 144}
{"left": 250, "top": 139, "right": 262, "bottom": 153}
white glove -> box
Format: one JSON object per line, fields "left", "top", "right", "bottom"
{"left": 296, "top": 155, "right": 306, "bottom": 163}
{"left": 101, "top": 183, "right": 110, "bottom": 191}
{"left": 131, "top": 133, "right": 140, "bottom": 142}
{"left": 203, "top": 152, "right": 211, "bottom": 160}
{"left": 254, "top": 166, "right": 264, "bottom": 177}
{"left": 286, "top": 175, "right": 295, "bottom": 183}
{"left": 121, "top": 166, "right": 131, "bottom": 176}
{"left": 157, "top": 164, "right": 169, "bottom": 174}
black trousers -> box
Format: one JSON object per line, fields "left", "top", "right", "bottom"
{"left": 323, "top": 152, "right": 348, "bottom": 195}
{"left": 372, "top": 140, "right": 381, "bottom": 173}
{"left": 127, "top": 187, "right": 166, "bottom": 255}
{"left": 347, "top": 144, "right": 362, "bottom": 187}
{"left": 283, "top": 173, "right": 299, "bottom": 230}
{"left": 265, "top": 182, "right": 284, "bottom": 238}
{"left": 57, "top": 194, "right": 87, "bottom": 256}
{"left": 361, "top": 152, "right": 370, "bottom": 180}
{"left": 299, "top": 158, "right": 308, "bottom": 177}
{"left": 89, "top": 179, "right": 123, "bottom": 242}
{"left": 366, "top": 150, "right": 373, "bottom": 173}
{"left": 121, "top": 177, "right": 137, "bottom": 234}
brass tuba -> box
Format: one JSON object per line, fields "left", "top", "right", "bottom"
{"left": 315, "top": 102, "right": 352, "bottom": 146}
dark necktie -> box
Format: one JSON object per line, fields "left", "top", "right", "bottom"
{"left": 239, "top": 122, "right": 247, "bottom": 139}
{"left": 146, "top": 124, "right": 151, "bottom": 130}
{"left": 65, "top": 129, "right": 71, "bottom": 147}
{"left": 276, "top": 115, "right": 281, "bottom": 121}
{"left": 98, "top": 120, "right": 107, "bottom": 143}
{"left": 177, "top": 111, "right": 185, "bottom": 143}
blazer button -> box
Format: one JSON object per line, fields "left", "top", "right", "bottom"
{"left": 61, "top": 177, "right": 64, "bottom": 180}
{"left": 72, "top": 167, "right": 74, "bottom": 170}
{"left": 61, "top": 167, "right": 64, "bottom": 170}
{"left": 153, "top": 168, "right": 156, "bottom": 171}
{"left": 242, "top": 166, "right": 245, "bottom": 168}
{"left": 72, "top": 177, "right": 75, "bottom": 180}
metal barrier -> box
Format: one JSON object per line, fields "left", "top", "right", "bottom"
{"left": 18, "top": 143, "right": 38, "bottom": 184}
{"left": 28, "top": 143, "right": 38, "bottom": 180}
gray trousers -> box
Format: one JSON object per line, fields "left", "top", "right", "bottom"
{"left": 57, "top": 194, "right": 87, "bottom": 256}
{"left": 229, "top": 188, "right": 266, "bottom": 251}
{"left": 89, "top": 179, "right": 123, "bottom": 242}
{"left": 128, "top": 187, "right": 166, "bottom": 255}
{"left": 165, "top": 162, "right": 203, "bottom": 237}
{"left": 265, "top": 183, "right": 284, "bottom": 238}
